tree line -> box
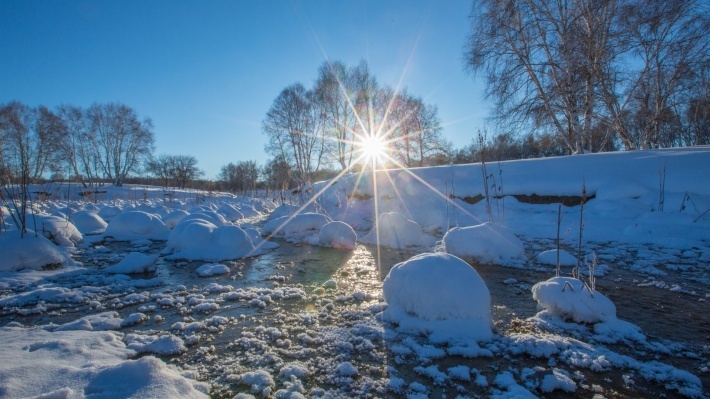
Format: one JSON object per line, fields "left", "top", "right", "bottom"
{"left": 0, "top": 101, "right": 155, "bottom": 187}
{"left": 465, "top": 0, "right": 710, "bottom": 153}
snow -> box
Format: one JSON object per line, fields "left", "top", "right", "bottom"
{"left": 443, "top": 222, "right": 525, "bottom": 264}
{"left": 359, "top": 212, "right": 436, "bottom": 248}
{"left": 164, "top": 219, "right": 264, "bottom": 261}
{"left": 32, "top": 214, "right": 83, "bottom": 246}
{"left": 0, "top": 326, "right": 206, "bottom": 398}
{"left": 0, "top": 148, "right": 708, "bottom": 398}
{"left": 261, "top": 212, "right": 331, "bottom": 244}
{"left": 0, "top": 230, "right": 76, "bottom": 272}
{"left": 105, "top": 252, "right": 159, "bottom": 274}
{"left": 69, "top": 210, "right": 108, "bottom": 235}
{"left": 318, "top": 221, "right": 357, "bottom": 249}
{"left": 381, "top": 252, "right": 493, "bottom": 344}
{"left": 532, "top": 276, "right": 617, "bottom": 323}
{"left": 196, "top": 263, "right": 230, "bottom": 276}
{"left": 536, "top": 249, "right": 578, "bottom": 266}
{"left": 103, "top": 211, "right": 170, "bottom": 241}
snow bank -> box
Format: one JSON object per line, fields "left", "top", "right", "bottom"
{"left": 0, "top": 230, "right": 75, "bottom": 272}
{"left": 105, "top": 252, "right": 159, "bottom": 274}
{"left": 359, "top": 212, "right": 435, "bottom": 248}
{"left": 443, "top": 222, "right": 524, "bottom": 264}
{"left": 103, "top": 211, "right": 170, "bottom": 241}
{"left": 319, "top": 221, "right": 357, "bottom": 250}
{"left": 0, "top": 326, "right": 207, "bottom": 398}
{"left": 382, "top": 252, "right": 493, "bottom": 344}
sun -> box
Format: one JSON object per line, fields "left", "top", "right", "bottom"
{"left": 358, "top": 134, "right": 388, "bottom": 165}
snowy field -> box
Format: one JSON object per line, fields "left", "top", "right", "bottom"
{"left": 1, "top": 147, "right": 709, "bottom": 398}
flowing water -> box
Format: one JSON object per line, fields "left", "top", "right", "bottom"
{"left": 1, "top": 236, "right": 708, "bottom": 398}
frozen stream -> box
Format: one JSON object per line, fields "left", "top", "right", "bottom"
{"left": 1, "top": 234, "right": 708, "bottom": 398}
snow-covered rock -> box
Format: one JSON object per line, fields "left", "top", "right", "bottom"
{"left": 261, "top": 212, "right": 331, "bottom": 244}
{"left": 164, "top": 219, "right": 262, "bottom": 261}
{"left": 536, "top": 249, "right": 578, "bottom": 267}
{"left": 103, "top": 211, "right": 170, "bottom": 241}
{"left": 381, "top": 252, "right": 493, "bottom": 344}
{"left": 70, "top": 210, "right": 108, "bottom": 235}
{"left": 359, "top": 212, "right": 435, "bottom": 248}
{"left": 532, "top": 276, "right": 615, "bottom": 323}
{"left": 33, "top": 214, "right": 83, "bottom": 246}
{"left": 443, "top": 222, "right": 524, "bottom": 264}
{"left": 105, "top": 252, "right": 159, "bottom": 274}
{"left": 319, "top": 221, "right": 357, "bottom": 250}
{"left": 0, "top": 230, "right": 76, "bottom": 272}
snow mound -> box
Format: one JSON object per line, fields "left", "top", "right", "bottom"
{"left": 103, "top": 211, "right": 170, "bottom": 241}
{"left": 105, "top": 252, "right": 159, "bottom": 274}
{"left": 319, "top": 221, "right": 357, "bottom": 250}
{"left": 217, "top": 203, "right": 244, "bottom": 222}
{"left": 532, "top": 277, "right": 615, "bottom": 323}
{"left": 70, "top": 211, "right": 108, "bottom": 235}
{"left": 536, "top": 249, "right": 578, "bottom": 266}
{"left": 382, "top": 252, "right": 493, "bottom": 343}
{"left": 162, "top": 209, "right": 189, "bottom": 229}
{"left": 359, "top": 212, "right": 436, "bottom": 248}
{"left": 0, "top": 230, "right": 75, "bottom": 272}
{"left": 443, "top": 222, "right": 524, "bottom": 264}
{"left": 32, "top": 214, "right": 83, "bottom": 247}
{"left": 164, "top": 220, "right": 261, "bottom": 261}
{"left": 261, "top": 213, "right": 331, "bottom": 244}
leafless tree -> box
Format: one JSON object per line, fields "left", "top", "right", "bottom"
{"left": 86, "top": 103, "right": 154, "bottom": 186}
{"left": 263, "top": 83, "right": 326, "bottom": 187}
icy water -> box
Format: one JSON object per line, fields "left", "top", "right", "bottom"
{"left": 1, "top": 237, "right": 709, "bottom": 398}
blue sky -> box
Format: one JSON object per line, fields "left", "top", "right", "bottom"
{"left": 0, "top": 0, "right": 486, "bottom": 179}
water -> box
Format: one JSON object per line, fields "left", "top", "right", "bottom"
{"left": 1, "top": 237, "right": 708, "bottom": 398}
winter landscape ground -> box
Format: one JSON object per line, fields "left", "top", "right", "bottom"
{"left": 1, "top": 147, "right": 709, "bottom": 399}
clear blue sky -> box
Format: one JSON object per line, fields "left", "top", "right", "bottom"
{"left": 0, "top": 0, "right": 486, "bottom": 179}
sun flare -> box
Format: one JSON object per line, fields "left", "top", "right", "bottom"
{"left": 359, "top": 135, "right": 388, "bottom": 164}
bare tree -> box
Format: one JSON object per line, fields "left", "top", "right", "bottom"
{"left": 263, "top": 84, "right": 326, "bottom": 188}
{"left": 86, "top": 103, "right": 154, "bottom": 186}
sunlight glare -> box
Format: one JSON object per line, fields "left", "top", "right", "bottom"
{"left": 359, "top": 135, "right": 388, "bottom": 164}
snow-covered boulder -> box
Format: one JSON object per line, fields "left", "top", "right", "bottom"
{"left": 261, "top": 213, "right": 331, "bottom": 244}
{"left": 319, "top": 221, "right": 357, "bottom": 250}
{"left": 536, "top": 249, "right": 578, "bottom": 267}
{"left": 531, "top": 277, "right": 615, "bottom": 324}
{"left": 0, "top": 230, "right": 76, "bottom": 272}
{"left": 70, "top": 211, "right": 108, "bottom": 235}
{"left": 381, "top": 252, "right": 493, "bottom": 344}
{"left": 164, "top": 220, "right": 261, "bottom": 261}
{"left": 217, "top": 203, "right": 244, "bottom": 222}
{"left": 105, "top": 252, "right": 159, "bottom": 274}
{"left": 103, "top": 211, "right": 170, "bottom": 241}
{"left": 97, "top": 205, "right": 122, "bottom": 222}
{"left": 33, "top": 214, "right": 83, "bottom": 247}
{"left": 443, "top": 222, "right": 524, "bottom": 264}
{"left": 162, "top": 209, "right": 189, "bottom": 229}
{"left": 359, "top": 212, "right": 436, "bottom": 248}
